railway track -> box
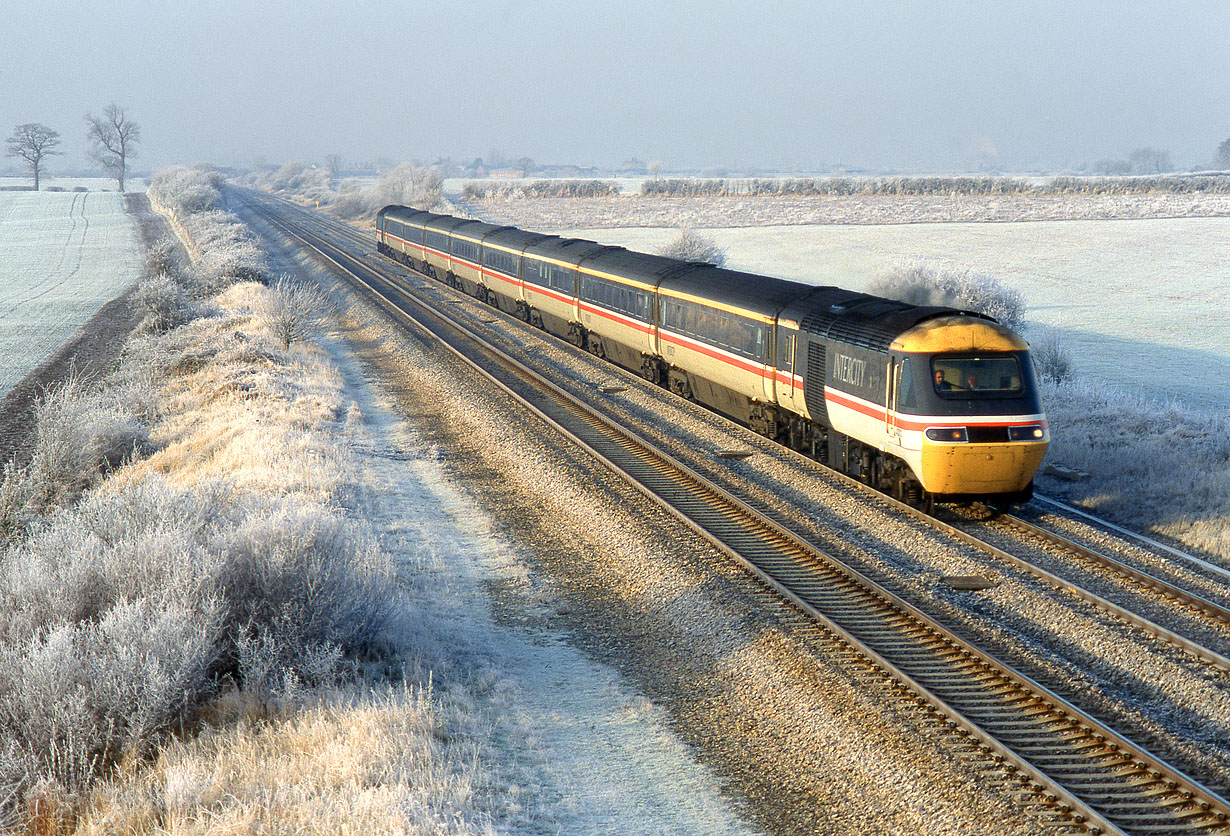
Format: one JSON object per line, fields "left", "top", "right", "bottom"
{"left": 235, "top": 190, "right": 1230, "bottom": 835}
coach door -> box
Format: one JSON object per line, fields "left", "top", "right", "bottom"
{"left": 885, "top": 359, "right": 901, "bottom": 441}
{"left": 774, "top": 322, "right": 801, "bottom": 413}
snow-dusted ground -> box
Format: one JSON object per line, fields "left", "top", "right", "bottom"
{"left": 0, "top": 176, "right": 148, "bottom": 192}
{"left": 329, "top": 337, "right": 761, "bottom": 835}
{"left": 227, "top": 219, "right": 764, "bottom": 833}
{"left": 560, "top": 219, "right": 1230, "bottom": 411}
{"left": 0, "top": 191, "right": 141, "bottom": 397}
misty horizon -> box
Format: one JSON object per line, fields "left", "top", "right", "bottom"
{"left": 4, "top": 0, "right": 1230, "bottom": 178}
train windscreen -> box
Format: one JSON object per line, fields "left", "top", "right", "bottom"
{"left": 931, "top": 356, "right": 1023, "bottom": 395}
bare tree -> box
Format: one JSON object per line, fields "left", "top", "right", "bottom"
{"left": 5, "top": 123, "right": 62, "bottom": 190}
{"left": 85, "top": 104, "right": 141, "bottom": 191}
{"left": 1216, "top": 136, "right": 1230, "bottom": 169}
{"left": 1127, "top": 147, "right": 1172, "bottom": 175}
{"left": 375, "top": 162, "right": 443, "bottom": 210}
{"left": 324, "top": 153, "right": 343, "bottom": 186}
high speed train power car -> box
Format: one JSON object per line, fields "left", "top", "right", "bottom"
{"left": 376, "top": 204, "right": 1048, "bottom": 507}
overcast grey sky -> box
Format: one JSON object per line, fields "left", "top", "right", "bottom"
{"left": 3, "top": 0, "right": 1229, "bottom": 174}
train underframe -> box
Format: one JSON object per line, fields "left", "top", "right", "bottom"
{"left": 379, "top": 241, "right": 1027, "bottom": 509}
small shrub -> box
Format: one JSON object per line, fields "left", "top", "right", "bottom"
{"left": 0, "top": 479, "right": 399, "bottom": 820}
{"left": 143, "top": 240, "right": 185, "bottom": 280}
{"left": 1032, "top": 334, "right": 1075, "bottom": 385}
{"left": 134, "top": 273, "right": 194, "bottom": 334}
{"left": 658, "top": 229, "right": 728, "bottom": 266}
{"left": 257, "top": 275, "right": 336, "bottom": 349}
{"left": 15, "top": 374, "right": 148, "bottom": 523}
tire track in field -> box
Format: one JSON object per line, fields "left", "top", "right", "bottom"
{"left": 4, "top": 192, "right": 92, "bottom": 318}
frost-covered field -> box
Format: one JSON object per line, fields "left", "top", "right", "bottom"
{"left": 562, "top": 219, "right": 1230, "bottom": 411}
{"left": 0, "top": 191, "right": 141, "bottom": 397}
{"left": 0, "top": 176, "right": 149, "bottom": 192}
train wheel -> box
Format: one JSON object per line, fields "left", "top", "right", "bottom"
{"left": 903, "top": 481, "right": 923, "bottom": 507}
{"left": 567, "top": 323, "right": 588, "bottom": 349}
{"left": 668, "top": 370, "right": 693, "bottom": 399}
{"left": 639, "top": 356, "right": 663, "bottom": 385}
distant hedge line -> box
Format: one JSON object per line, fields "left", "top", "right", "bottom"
{"left": 641, "top": 175, "right": 1230, "bottom": 197}
{"left": 462, "top": 180, "right": 621, "bottom": 199}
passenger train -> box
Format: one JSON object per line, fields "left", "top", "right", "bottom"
{"left": 376, "top": 205, "right": 1048, "bottom": 507}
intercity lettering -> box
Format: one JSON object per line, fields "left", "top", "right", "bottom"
{"left": 833, "top": 353, "right": 866, "bottom": 387}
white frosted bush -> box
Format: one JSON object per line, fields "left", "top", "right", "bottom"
{"left": 868, "top": 264, "right": 1025, "bottom": 328}
{"left": 134, "top": 272, "right": 194, "bottom": 334}
{"left": 658, "top": 229, "right": 728, "bottom": 266}
{"left": 148, "top": 165, "right": 224, "bottom": 216}
{"left": 0, "top": 477, "right": 399, "bottom": 815}
{"left": 257, "top": 274, "right": 336, "bottom": 349}
{"left": 149, "top": 166, "right": 268, "bottom": 293}
{"left": 4, "top": 375, "right": 149, "bottom": 526}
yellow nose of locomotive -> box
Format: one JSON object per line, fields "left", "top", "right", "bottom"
{"left": 920, "top": 437, "right": 1048, "bottom": 494}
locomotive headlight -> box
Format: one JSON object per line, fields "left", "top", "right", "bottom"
{"left": 925, "top": 427, "right": 968, "bottom": 443}
{"left": 1009, "top": 425, "right": 1045, "bottom": 441}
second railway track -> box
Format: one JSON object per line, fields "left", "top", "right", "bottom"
{"left": 237, "top": 190, "right": 1230, "bottom": 836}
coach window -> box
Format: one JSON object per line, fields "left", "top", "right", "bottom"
{"left": 549, "top": 265, "right": 573, "bottom": 293}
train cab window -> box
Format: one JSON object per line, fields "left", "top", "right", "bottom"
{"left": 932, "top": 356, "right": 1023, "bottom": 396}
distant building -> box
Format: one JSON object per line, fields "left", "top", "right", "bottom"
{"left": 536, "top": 164, "right": 601, "bottom": 178}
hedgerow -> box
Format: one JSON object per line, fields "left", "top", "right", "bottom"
{"left": 641, "top": 174, "right": 1230, "bottom": 197}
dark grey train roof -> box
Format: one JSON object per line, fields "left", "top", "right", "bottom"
{"left": 437, "top": 219, "right": 495, "bottom": 240}
{"left": 377, "top": 207, "right": 997, "bottom": 343}
{"left": 483, "top": 226, "right": 552, "bottom": 253}
{"left": 422, "top": 214, "right": 474, "bottom": 235}
{"left": 659, "top": 264, "right": 819, "bottom": 319}
{"left": 523, "top": 235, "right": 611, "bottom": 267}
{"left": 379, "top": 206, "right": 446, "bottom": 226}
{"left": 787, "top": 286, "right": 989, "bottom": 351}
{"left": 449, "top": 219, "right": 514, "bottom": 242}
{"left": 579, "top": 247, "right": 697, "bottom": 288}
